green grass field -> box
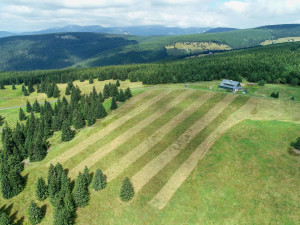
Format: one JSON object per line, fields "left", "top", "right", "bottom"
{"left": 0, "top": 80, "right": 299, "bottom": 225}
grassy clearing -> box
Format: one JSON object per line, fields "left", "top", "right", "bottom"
{"left": 261, "top": 37, "right": 300, "bottom": 45}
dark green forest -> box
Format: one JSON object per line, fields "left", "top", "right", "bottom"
{"left": 1, "top": 42, "right": 300, "bottom": 86}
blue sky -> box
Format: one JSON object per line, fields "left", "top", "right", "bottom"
{"left": 0, "top": 0, "right": 299, "bottom": 32}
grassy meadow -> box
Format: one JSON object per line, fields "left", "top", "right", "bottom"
{"left": 0, "top": 79, "right": 299, "bottom": 225}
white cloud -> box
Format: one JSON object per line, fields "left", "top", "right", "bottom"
{"left": 0, "top": 0, "right": 299, "bottom": 32}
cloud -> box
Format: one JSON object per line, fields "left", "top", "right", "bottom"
{"left": 0, "top": 0, "right": 299, "bottom": 32}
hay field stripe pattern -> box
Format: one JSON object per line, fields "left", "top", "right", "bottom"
{"left": 131, "top": 94, "right": 237, "bottom": 193}
{"left": 69, "top": 90, "right": 194, "bottom": 177}
{"left": 149, "top": 98, "right": 258, "bottom": 209}
{"left": 49, "top": 89, "right": 168, "bottom": 166}
{"left": 104, "top": 92, "right": 214, "bottom": 182}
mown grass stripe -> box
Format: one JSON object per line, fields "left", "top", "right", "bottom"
{"left": 149, "top": 98, "right": 258, "bottom": 209}
{"left": 131, "top": 94, "right": 237, "bottom": 193}
{"left": 69, "top": 90, "right": 194, "bottom": 177}
{"left": 104, "top": 92, "right": 214, "bottom": 182}
{"left": 48, "top": 89, "right": 168, "bottom": 166}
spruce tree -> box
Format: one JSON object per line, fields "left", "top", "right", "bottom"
{"left": 87, "top": 106, "right": 96, "bottom": 126}
{"left": 83, "top": 166, "right": 92, "bottom": 186}
{"left": 0, "top": 114, "right": 5, "bottom": 126}
{"left": 61, "top": 121, "right": 75, "bottom": 142}
{"left": 96, "top": 102, "right": 107, "bottom": 119}
{"left": 80, "top": 75, "right": 84, "bottom": 82}
{"left": 103, "top": 84, "right": 110, "bottom": 99}
{"left": 125, "top": 87, "right": 132, "bottom": 99}
{"left": 33, "top": 99, "right": 40, "bottom": 113}
{"left": 28, "top": 82, "right": 35, "bottom": 93}
{"left": 1, "top": 174, "right": 13, "bottom": 199}
{"left": 36, "top": 83, "right": 41, "bottom": 93}
{"left": 73, "top": 110, "right": 85, "bottom": 129}
{"left": 18, "top": 108, "right": 26, "bottom": 121}
{"left": 118, "top": 89, "right": 126, "bottom": 102}
{"left": 46, "top": 82, "right": 54, "bottom": 98}
{"left": 26, "top": 100, "right": 32, "bottom": 113}
{"left": 0, "top": 210, "right": 14, "bottom": 225}
{"left": 120, "top": 177, "right": 135, "bottom": 202}
{"left": 53, "top": 84, "right": 60, "bottom": 98}
{"left": 0, "top": 82, "right": 5, "bottom": 89}
{"left": 23, "top": 87, "right": 29, "bottom": 96}
{"left": 73, "top": 172, "right": 89, "bottom": 207}
{"left": 28, "top": 201, "right": 44, "bottom": 225}
{"left": 89, "top": 75, "right": 94, "bottom": 84}
{"left": 92, "top": 169, "right": 106, "bottom": 191}
{"left": 110, "top": 97, "right": 118, "bottom": 110}
{"left": 36, "top": 177, "right": 48, "bottom": 201}
{"left": 116, "top": 80, "right": 120, "bottom": 87}
{"left": 12, "top": 84, "right": 16, "bottom": 90}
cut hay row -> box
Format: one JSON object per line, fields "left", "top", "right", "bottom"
{"left": 131, "top": 94, "right": 237, "bottom": 193}
{"left": 149, "top": 98, "right": 258, "bottom": 209}
{"left": 69, "top": 90, "right": 194, "bottom": 177}
{"left": 104, "top": 92, "right": 215, "bottom": 182}
{"left": 49, "top": 89, "right": 169, "bottom": 166}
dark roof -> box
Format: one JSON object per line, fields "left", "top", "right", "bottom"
{"left": 219, "top": 79, "right": 241, "bottom": 89}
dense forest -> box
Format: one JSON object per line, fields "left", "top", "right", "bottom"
{"left": 0, "top": 42, "right": 299, "bottom": 86}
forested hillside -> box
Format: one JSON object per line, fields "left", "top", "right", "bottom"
{"left": 1, "top": 42, "right": 299, "bottom": 86}
{"left": 0, "top": 24, "right": 299, "bottom": 71}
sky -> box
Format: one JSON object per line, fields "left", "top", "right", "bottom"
{"left": 0, "top": 0, "right": 299, "bottom": 32}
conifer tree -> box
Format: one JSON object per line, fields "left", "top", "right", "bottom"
{"left": 0, "top": 209, "right": 14, "bottom": 225}
{"left": 0, "top": 82, "right": 5, "bottom": 89}
{"left": 89, "top": 75, "right": 94, "bottom": 84}
{"left": 96, "top": 102, "right": 107, "bottom": 119}
{"left": 12, "top": 84, "right": 16, "bottom": 90}
{"left": 18, "top": 108, "right": 26, "bottom": 121}
{"left": 0, "top": 114, "right": 5, "bottom": 126}
{"left": 120, "top": 177, "right": 135, "bottom": 202}
{"left": 125, "top": 87, "right": 132, "bottom": 99}
{"left": 73, "top": 172, "right": 89, "bottom": 207}
{"left": 36, "top": 177, "right": 48, "bottom": 201}
{"left": 98, "top": 73, "right": 104, "bottom": 81}
{"left": 1, "top": 174, "right": 13, "bottom": 199}
{"left": 98, "top": 91, "right": 104, "bottom": 103}
{"left": 83, "top": 166, "right": 92, "bottom": 186}
{"left": 53, "top": 84, "right": 60, "bottom": 98}
{"left": 36, "top": 83, "right": 41, "bottom": 93}
{"left": 92, "top": 169, "right": 106, "bottom": 191}
{"left": 28, "top": 82, "right": 35, "bottom": 93}
{"left": 118, "top": 89, "right": 126, "bottom": 102}
{"left": 28, "top": 201, "right": 44, "bottom": 225}
{"left": 61, "top": 121, "right": 75, "bottom": 142}
{"left": 80, "top": 75, "right": 85, "bottom": 82}
{"left": 26, "top": 100, "right": 32, "bottom": 113}
{"left": 110, "top": 97, "right": 118, "bottom": 110}
{"left": 116, "top": 80, "right": 120, "bottom": 87}
{"left": 23, "top": 87, "right": 29, "bottom": 96}
{"left": 46, "top": 82, "right": 54, "bottom": 98}
{"left": 103, "top": 84, "right": 110, "bottom": 99}
{"left": 33, "top": 99, "right": 40, "bottom": 113}
{"left": 73, "top": 110, "right": 85, "bottom": 129}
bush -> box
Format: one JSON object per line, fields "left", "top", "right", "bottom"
{"left": 258, "top": 80, "right": 265, "bottom": 86}
{"left": 291, "top": 137, "right": 300, "bottom": 150}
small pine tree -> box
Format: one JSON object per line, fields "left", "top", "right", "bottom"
{"left": 36, "top": 83, "right": 41, "bottom": 93}
{"left": 116, "top": 80, "right": 120, "bottom": 87}
{"left": 97, "top": 102, "right": 107, "bottom": 119}
{"left": 92, "top": 169, "right": 106, "bottom": 191}
{"left": 61, "top": 121, "right": 75, "bottom": 142}
{"left": 28, "top": 201, "right": 44, "bottom": 225}
{"left": 36, "top": 177, "right": 48, "bottom": 201}
{"left": 33, "top": 99, "right": 40, "bottom": 113}
{"left": 291, "top": 137, "right": 300, "bottom": 150}
{"left": 125, "top": 87, "right": 132, "bottom": 99}
{"left": 103, "top": 84, "right": 110, "bottom": 99}
{"left": 83, "top": 166, "right": 92, "bottom": 186}
{"left": 53, "top": 84, "right": 60, "bottom": 98}
{"left": 291, "top": 96, "right": 295, "bottom": 101}
{"left": 23, "top": 87, "right": 29, "bottom": 96}
{"left": 12, "top": 84, "right": 16, "bottom": 90}
{"left": 0, "top": 114, "right": 5, "bottom": 126}
{"left": 28, "top": 82, "right": 35, "bottom": 93}
{"left": 118, "top": 89, "right": 126, "bottom": 102}
{"left": 19, "top": 108, "right": 26, "bottom": 121}
{"left": 89, "top": 75, "right": 94, "bottom": 84}
{"left": 0, "top": 209, "right": 14, "bottom": 225}
{"left": 26, "top": 100, "right": 32, "bottom": 113}
{"left": 73, "top": 172, "right": 90, "bottom": 207}
{"left": 120, "top": 177, "right": 134, "bottom": 202}
{"left": 110, "top": 97, "right": 118, "bottom": 110}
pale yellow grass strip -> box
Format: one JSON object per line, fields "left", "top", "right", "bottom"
{"left": 69, "top": 90, "right": 194, "bottom": 177}
{"left": 131, "top": 94, "right": 237, "bottom": 193}
{"left": 48, "top": 90, "right": 163, "bottom": 166}
{"left": 149, "top": 98, "right": 257, "bottom": 209}
{"left": 105, "top": 92, "right": 214, "bottom": 182}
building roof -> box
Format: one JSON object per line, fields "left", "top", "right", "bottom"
{"left": 219, "top": 79, "right": 241, "bottom": 89}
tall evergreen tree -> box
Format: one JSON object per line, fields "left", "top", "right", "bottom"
{"left": 36, "top": 177, "right": 48, "bottom": 201}
{"left": 73, "top": 110, "right": 85, "bottom": 129}
{"left": 23, "top": 87, "right": 29, "bottom": 96}
{"left": 33, "top": 100, "right": 40, "bottom": 113}
{"left": 53, "top": 84, "right": 60, "bottom": 98}
{"left": 116, "top": 80, "right": 120, "bottom": 87}
{"left": 103, "top": 84, "right": 110, "bottom": 99}
{"left": 92, "top": 169, "right": 106, "bottom": 191}
{"left": 118, "top": 89, "right": 126, "bottom": 102}
{"left": 19, "top": 108, "right": 26, "bottom": 121}
{"left": 28, "top": 82, "right": 35, "bottom": 93}
{"left": 26, "top": 101, "right": 32, "bottom": 113}
{"left": 28, "top": 201, "right": 44, "bottom": 225}
{"left": 1, "top": 174, "right": 13, "bottom": 199}
{"left": 125, "top": 87, "right": 132, "bottom": 99}
{"left": 89, "top": 75, "right": 94, "bottom": 84}
{"left": 110, "top": 97, "right": 118, "bottom": 110}
{"left": 120, "top": 177, "right": 135, "bottom": 202}
{"left": 95, "top": 102, "right": 107, "bottom": 119}
{"left": 0, "top": 209, "right": 14, "bottom": 225}
{"left": 61, "top": 121, "right": 75, "bottom": 142}
{"left": 12, "top": 84, "right": 16, "bottom": 90}
{"left": 73, "top": 172, "right": 89, "bottom": 207}
{"left": 87, "top": 106, "right": 96, "bottom": 126}
{"left": 83, "top": 166, "right": 92, "bottom": 187}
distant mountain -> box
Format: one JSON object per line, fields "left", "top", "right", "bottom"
{"left": 0, "top": 31, "right": 15, "bottom": 38}
{"left": 2, "top": 25, "right": 212, "bottom": 37}
{"left": 205, "top": 27, "right": 238, "bottom": 33}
